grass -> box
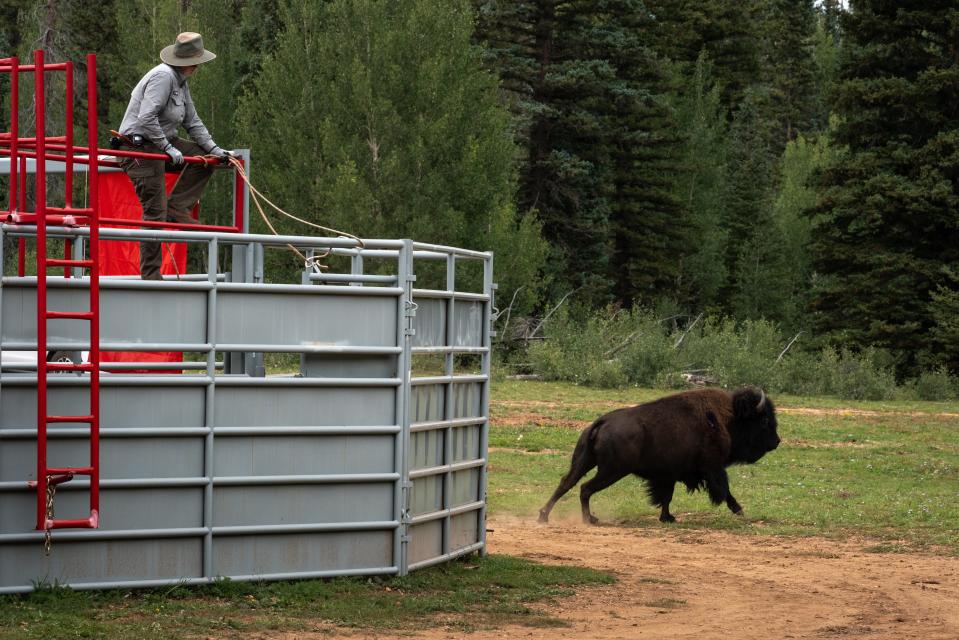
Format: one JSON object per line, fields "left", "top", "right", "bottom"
{"left": 489, "top": 379, "right": 959, "bottom": 553}
{"left": 4, "top": 378, "right": 958, "bottom": 637}
{"left": 0, "top": 556, "right": 612, "bottom": 639}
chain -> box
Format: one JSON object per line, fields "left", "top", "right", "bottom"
{"left": 43, "top": 480, "right": 55, "bottom": 556}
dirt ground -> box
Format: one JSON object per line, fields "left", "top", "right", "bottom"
{"left": 336, "top": 514, "right": 959, "bottom": 640}
{"left": 267, "top": 399, "right": 959, "bottom": 640}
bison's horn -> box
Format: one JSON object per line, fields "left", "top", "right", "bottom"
{"left": 756, "top": 389, "right": 766, "bottom": 411}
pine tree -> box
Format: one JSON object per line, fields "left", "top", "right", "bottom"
{"left": 643, "top": 0, "right": 762, "bottom": 111}
{"left": 475, "top": 0, "right": 687, "bottom": 306}
{"left": 809, "top": 8, "right": 841, "bottom": 132}
{"left": 930, "top": 268, "right": 959, "bottom": 372}
{"left": 770, "top": 131, "right": 835, "bottom": 331}
{"left": 597, "top": 2, "right": 687, "bottom": 306}
{"left": 5, "top": 0, "right": 124, "bottom": 151}
{"left": 477, "top": 1, "right": 615, "bottom": 302}
{"left": 237, "top": 0, "right": 546, "bottom": 310}
{"left": 672, "top": 52, "right": 728, "bottom": 308}
{"left": 723, "top": 91, "right": 775, "bottom": 311}
{"left": 809, "top": 0, "right": 959, "bottom": 375}
{"left": 759, "top": 0, "right": 819, "bottom": 150}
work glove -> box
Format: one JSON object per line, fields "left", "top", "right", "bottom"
{"left": 163, "top": 143, "right": 184, "bottom": 166}
{"left": 208, "top": 145, "right": 234, "bottom": 160}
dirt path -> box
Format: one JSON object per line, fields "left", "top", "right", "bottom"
{"left": 336, "top": 515, "right": 959, "bottom": 640}
{"left": 491, "top": 399, "right": 959, "bottom": 425}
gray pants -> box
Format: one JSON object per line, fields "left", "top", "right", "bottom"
{"left": 118, "top": 137, "right": 214, "bottom": 280}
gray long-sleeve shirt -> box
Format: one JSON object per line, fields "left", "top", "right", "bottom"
{"left": 118, "top": 63, "right": 215, "bottom": 151}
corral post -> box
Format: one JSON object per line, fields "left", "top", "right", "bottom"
{"left": 202, "top": 236, "right": 218, "bottom": 579}
{"left": 396, "top": 239, "right": 415, "bottom": 575}
{"left": 442, "top": 254, "right": 455, "bottom": 560}
{"left": 479, "top": 253, "right": 494, "bottom": 555}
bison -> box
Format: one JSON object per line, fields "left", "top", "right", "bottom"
{"left": 538, "top": 387, "right": 780, "bottom": 525}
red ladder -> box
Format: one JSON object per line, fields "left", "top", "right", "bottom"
{"left": 1, "top": 51, "right": 102, "bottom": 531}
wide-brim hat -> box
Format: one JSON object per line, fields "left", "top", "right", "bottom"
{"left": 160, "top": 32, "right": 216, "bottom": 67}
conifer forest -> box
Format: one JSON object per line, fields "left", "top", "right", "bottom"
{"left": 2, "top": 0, "right": 958, "bottom": 397}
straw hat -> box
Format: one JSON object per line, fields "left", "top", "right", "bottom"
{"left": 160, "top": 32, "right": 216, "bottom": 67}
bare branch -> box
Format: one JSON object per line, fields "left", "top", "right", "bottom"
{"left": 528, "top": 287, "right": 580, "bottom": 342}
{"left": 776, "top": 331, "right": 803, "bottom": 363}
{"left": 495, "top": 286, "right": 525, "bottom": 343}
{"left": 673, "top": 312, "right": 704, "bottom": 349}
{"left": 604, "top": 330, "right": 640, "bottom": 359}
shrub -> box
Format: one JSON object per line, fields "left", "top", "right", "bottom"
{"left": 911, "top": 367, "right": 959, "bottom": 401}
{"left": 678, "top": 318, "right": 785, "bottom": 390}
{"left": 522, "top": 306, "right": 956, "bottom": 400}
{"left": 528, "top": 306, "right": 637, "bottom": 387}
{"left": 620, "top": 315, "right": 676, "bottom": 386}
{"left": 817, "top": 347, "right": 899, "bottom": 401}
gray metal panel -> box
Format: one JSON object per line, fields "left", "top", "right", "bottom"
{"left": 450, "top": 426, "right": 481, "bottom": 463}
{"left": 411, "top": 383, "right": 445, "bottom": 422}
{"left": 213, "top": 435, "right": 394, "bottom": 477}
{"left": 451, "top": 469, "right": 480, "bottom": 507}
{"left": 215, "top": 386, "right": 395, "bottom": 427}
{"left": 407, "top": 521, "right": 442, "bottom": 567}
{"left": 453, "top": 300, "right": 483, "bottom": 347}
{"left": 301, "top": 353, "right": 397, "bottom": 378}
{"left": 216, "top": 290, "right": 397, "bottom": 347}
{"left": 450, "top": 511, "right": 480, "bottom": 550}
{"left": 0, "top": 489, "right": 203, "bottom": 533}
{"left": 409, "top": 476, "right": 443, "bottom": 517}
{"left": 0, "top": 437, "right": 204, "bottom": 482}
{"left": 0, "top": 385, "right": 206, "bottom": 430}
{"left": 409, "top": 430, "right": 444, "bottom": 471}
{"left": 214, "top": 531, "right": 393, "bottom": 576}
{"left": 0, "top": 538, "right": 203, "bottom": 589}
{"left": 213, "top": 484, "right": 394, "bottom": 526}
{"left": 1, "top": 285, "right": 207, "bottom": 346}
{"left": 451, "top": 382, "right": 483, "bottom": 419}
{"left": 411, "top": 298, "right": 445, "bottom": 347}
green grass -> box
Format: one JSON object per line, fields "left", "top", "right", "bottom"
{"left": 5, "top": 378, "right": 958, "bottom": 638}
{"left": 489, "top": 380, "right": 959, "bottom": 553}
{"left": 0, "top": 556, "right": 613, "bottom": 639}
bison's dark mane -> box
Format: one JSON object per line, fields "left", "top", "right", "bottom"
{"left": 728, "top": 387, "right": 778, "bottom": 465}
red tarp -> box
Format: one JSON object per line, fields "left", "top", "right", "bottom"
{"left": 97, "top": 170, "right": 195, "bottom": 371}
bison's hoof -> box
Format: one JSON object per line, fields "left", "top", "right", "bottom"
{"left": 537, "top": 510, "right": 549, "bottom": 524}
{"left": 733, "top": 509, "right": 745, "bottom": 517}
{"left": 659, "top": 514, "right": 676, "bottom": 524}
{"left": 584, "top": 514, "right": 599, "bottom": 525}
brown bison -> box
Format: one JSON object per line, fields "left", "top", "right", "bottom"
{"left": 538, "top": 387, "right": 780, "bottom": 524}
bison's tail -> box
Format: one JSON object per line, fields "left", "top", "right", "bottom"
{"left": 567, "top": 418, "right": 601, "bottom": 476}
{"left": 538, "top": 418, "right": 602, "bottom": 523}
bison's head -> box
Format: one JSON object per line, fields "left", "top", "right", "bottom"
{"left": 728, "top": 387, "right": 780, "bottom": 464}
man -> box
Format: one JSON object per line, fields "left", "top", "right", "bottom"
{"left": 116, "top": 31, "right": 232, "bottom": 280}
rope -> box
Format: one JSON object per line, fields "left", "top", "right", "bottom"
{"left": 43, "top": 481, "right": 55, "bottom": 555}
{"left": 226, "top": 156, "right": 364, "bottom": 270}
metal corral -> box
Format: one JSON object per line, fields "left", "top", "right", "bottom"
{"left": 0, "top": 224, "right": 494, "bottom": 593}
